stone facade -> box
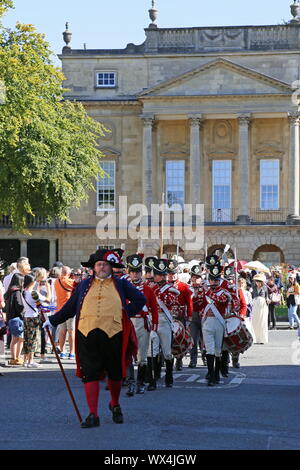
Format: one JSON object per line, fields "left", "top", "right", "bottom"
{"left": 2, "top": 18, "right": 300, "bottom": 268}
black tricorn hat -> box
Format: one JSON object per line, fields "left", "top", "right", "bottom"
{"left": 145, "top": 256, "right": 157, "bottom": 273}
{"left": 81, "top": 249, "right": 124, "bottom": 269}
{"left": 206, "top": 255, "right": 221, "bottom": 267}
{"left": 126, "top": 254, "right": 144, "bottom": 272}
{"left": 153, "top": 258, "right": 168, "bottom": 275}
{"left": 166, "top": 259, "right": 178, "bottom": 274}
{"left": 208, "top": 264, "right": 223, "bottom": 280}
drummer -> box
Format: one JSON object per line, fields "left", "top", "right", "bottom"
{"left": 200, "top": 256, "right": 233, "bottom": 386}
{"left": 167, "top": 260, "right": 193, "bottom": 371}
{"left": 221, "top": 266, "right": 247, "bottom": 371}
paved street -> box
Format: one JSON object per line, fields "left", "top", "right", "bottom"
{"left": 1, "top": 323, "right": 299, "bottom": 451}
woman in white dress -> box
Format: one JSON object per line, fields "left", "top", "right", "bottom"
{"left": 251, "top": 274, "right": 269, "bottom": 344}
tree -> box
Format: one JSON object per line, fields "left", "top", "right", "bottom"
{"left": 0, "top": 1, "right": 106, "bottom": 232}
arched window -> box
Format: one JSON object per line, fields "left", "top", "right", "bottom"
{"left": 208, "top": 244, "right": 235, "bottom": 260}
{"left": 253, "top": 245, "right": 284, "bottom": 266}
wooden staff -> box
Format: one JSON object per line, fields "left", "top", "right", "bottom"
{"left": 32, "top": 292, "right": 82, "bottom": 424}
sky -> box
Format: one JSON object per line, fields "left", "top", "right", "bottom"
{"left": 2, "top": 0, "right": 294, "bottom": 66}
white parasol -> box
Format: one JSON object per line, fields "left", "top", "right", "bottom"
{"left": 243, "top": 260, "right": 271, "bottom": 275}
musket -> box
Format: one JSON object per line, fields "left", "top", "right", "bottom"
{"left": 32, "top": 291, "right": 82, "bottom": 424}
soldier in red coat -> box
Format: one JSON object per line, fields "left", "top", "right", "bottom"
{"left": 151, "top": 259, "right": 181, "bottom": 387}
{"left": 200, "top": 257, "right": 235, "bottom": 386}
{"left": 125, "top": 254, "right": 159, "bottom": 395}
{"left": 167, "top": 260, "right": 193, "bottom": 371}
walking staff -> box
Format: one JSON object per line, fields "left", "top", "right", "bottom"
{"left": 32, "top": 291, "right": 83, "bottom": 424}
{"left": 42, "top": 249, "right": 146, "bottom": 428}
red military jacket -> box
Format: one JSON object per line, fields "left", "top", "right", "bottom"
{"left": 174, "top": 280, "right": 193, "bottom": 319}
{"left": 152, "top": 282, "right": 181, "bottom": 318}
{"left": 129, "top": 280, "right": 159, "bottom": 329}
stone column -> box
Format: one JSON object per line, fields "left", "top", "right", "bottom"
{"left": 287, "top": 112, "right": 300, "bottom": 224}
{"left": 49, "top": 239, "right": 57, "bottom": 267}
{"left": 189, "top": 115, "right": 203, "bottom": 204}
{"left": 20, "top": 239, "right": 27, "bottom": 257}
{"left": 141, "top": 115, "right": 155, "bottom": 211}
{"left": 236, "top": 114, "right": 251, "bottom": 224}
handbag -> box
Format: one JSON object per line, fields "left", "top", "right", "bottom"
{"left": 0, "top": 314, "right": 7, "bottom": 337}
{"left": 294, "top": 294, "right": 300, "bottom": 306}
{"left": 270, "top": 292, "right": 281, "bottom": 304}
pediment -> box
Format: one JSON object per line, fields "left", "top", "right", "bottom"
{"left": 140, "top": 59, "right": 292, "bottom": 98}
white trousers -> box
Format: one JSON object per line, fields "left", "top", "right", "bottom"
{"left": 202, "top": 316, "right": 225, "bottom": 357}
{"left": 147, "top": 313, "right": 173, "bottom": 361}
{"left": 131, "top": 317, "right": 150, "bottom": 365}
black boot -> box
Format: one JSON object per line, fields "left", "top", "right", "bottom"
{"left": 136, "top": 364, "right": 147, "bottom": 394}
{"left": 201, "top": 350, "right": 207, "bottom": 366}
{"left": 126, "top": 380, "right": 135, "bottom": 397}
{"left": 232, "top": 353, "right": 240, "bottom": 368}
{"left": 206, "top": 354, "right": 216, "bottom": 386}
{"left": 155, "top": 354, "right": 162, "bottom": 380}
{"left": 175, "top": 357, "right": 183, "bottom": 371}
{"left": 214, "top": 356, "right": 221, "bottom": 384}
{"left": 165, "top": 359, "right": 174, "bottom": 388}
{"left": 220, "top": 350, "right": 229, "bottom": 377}
{"left": 146, "top": 357, "right": 157, "bottom": 391}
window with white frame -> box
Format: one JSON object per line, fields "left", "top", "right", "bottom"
{"left": 165, "top": 160, "right": 185, "bottom": 209}
{"left": 96, "top": 72, "right": 117, "bottom": 88}
{"left": 97, "top": 245, "right": 115, "bottom": 250}
{"left": 212, "top": 160, "right": 232, "bottom": 222}
{"left": 97, "top": 161, "right": 116, "bottom": 210}
{"left": 260, "top": 159, "right": 279, "bottom": 210}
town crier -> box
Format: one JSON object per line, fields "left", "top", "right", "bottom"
{"left": 43, "top": 248, "right": 146, "bottom": 428}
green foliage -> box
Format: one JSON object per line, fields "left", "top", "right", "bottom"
{"left": 0, "top": 3, "right": 106, "bottom": 232}
{"left": 0, "top": 1, "right": 14, "bottom": 18}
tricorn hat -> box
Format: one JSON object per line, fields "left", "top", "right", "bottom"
{"left": 152, "top": 258, "right": 168, "bottom": 275}
{"left": 126, "top": 254, "right": 144, "bottom": 272}
{"left": 81, "top": 248, "right": 124, "bottom": 269}
{"left": 166, "top": 259, "right": 178, "bottom": 274}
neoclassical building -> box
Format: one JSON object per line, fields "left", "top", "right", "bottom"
{"left": 2, "top": 2, "right": 300, "bottom": 268}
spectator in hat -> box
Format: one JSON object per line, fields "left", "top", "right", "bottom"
{"left": 251, "top": 274, "right": 269, "bottom": 344}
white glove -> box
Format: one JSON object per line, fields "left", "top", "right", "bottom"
{"left": 142, "top": 305, "right": 148, "bottom": 312}
{"left": 150, "top": 330, "right": 158, "bottom": 341}
{"left": 42, "top": 319, "right": 52, "bottom": 329}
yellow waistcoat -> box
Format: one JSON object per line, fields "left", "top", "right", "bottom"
{"left": 78, "top": 277, "right": 123, "bottom": 338}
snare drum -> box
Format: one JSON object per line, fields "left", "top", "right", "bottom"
{"left": 224, "top": 316, "right": 253, "bottom": 354}
{"left": 172, "top": 319, "right": 194, "bottom": 358}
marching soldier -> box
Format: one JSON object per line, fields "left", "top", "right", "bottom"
{"left": 150, "top": 258, "right": 181, "bottom": 388}
{"left": 222, "top": 266, "right": 247, "bottom": 370}
{"left": 189, "top": 264, "right": 207, "bottom": 368}
{"left": 200, "top": 255, "right": 239, "bottom": 387}
{"left": 125, "top": 254, "right": 159, "bottom": 395}
{"left": 167, "top": 260, "right": 193, "bottom": 371}
{"left": 143, "top": 257, "right": 157, "bottom": 289}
